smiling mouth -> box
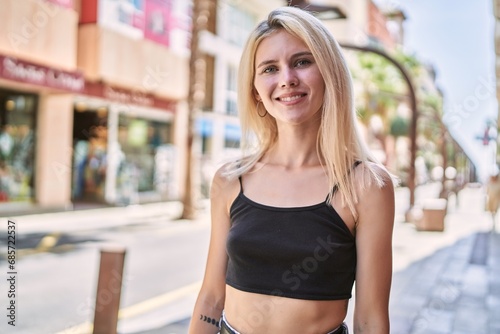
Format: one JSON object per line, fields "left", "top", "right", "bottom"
{"left": 277, "top": 94, "right": 306, "bottom": 102}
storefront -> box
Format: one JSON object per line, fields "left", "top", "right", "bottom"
{"left": 0, "top": 54, "right": 85, "bottom": 209}
{"left": 0, "top": 0, "right": 185, "bottom": 213}
{"left": 74, "top": 82, "right": 178, "bottom": 206}
{"left": 75, "top": 0, "right": 189, "bottom": 206}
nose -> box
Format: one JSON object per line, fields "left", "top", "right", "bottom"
{"left": 280, "top": 68, "right": 298, "bottom": 88}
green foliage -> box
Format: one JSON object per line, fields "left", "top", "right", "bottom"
{"left": 356, "top": 106, "right": 368, "bottom": 122}
{"left": 357, "top": 52, "right": 405, "bottom": 94}
{"left": 390, "top": 116, "right": 409, "bottom": 137}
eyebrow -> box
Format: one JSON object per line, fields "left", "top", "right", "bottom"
{"left": 256, "top": 51, "right": 314, "bottom": 69}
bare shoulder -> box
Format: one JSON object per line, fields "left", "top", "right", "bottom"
{"left": 210, "top": 163, "right": 241, "bottom": 212}
{"left": 353, "top": 162, "right": 396, "bottom": 217}
{"left": 352, "top": 162, "right": 395, "bottom": 228}
{"left": 354, "top": 161, "right": 396, "bottom": 193}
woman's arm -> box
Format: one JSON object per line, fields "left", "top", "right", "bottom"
{"left": 188, "top": 168, "right": 237, "bottom": 333}
{"left": 353, "top": 164, "right": 395, "bottom": 333}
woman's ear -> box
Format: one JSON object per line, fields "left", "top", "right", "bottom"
{"left": 253, "top": 88, "right": 261, "bottom": 102}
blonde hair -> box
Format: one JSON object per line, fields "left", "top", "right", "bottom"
{"left": 224, "top": 6, "right": 388, "bottom": 214}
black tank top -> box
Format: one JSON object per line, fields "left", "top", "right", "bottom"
{"left": 226, "top": 178, "right": 356, "bottom": 300}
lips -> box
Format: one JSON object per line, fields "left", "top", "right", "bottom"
{"left": 276, "top": 93, "right": 306, "bottom": 102}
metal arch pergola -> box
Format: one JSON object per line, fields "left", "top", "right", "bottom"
{"left": 339, "top": 43, "right": 419, "bottom": 209}
{"left": 288, "top": 0, "right": 419, "bottom": 209}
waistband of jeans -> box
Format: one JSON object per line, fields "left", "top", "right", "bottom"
{"left": 220, "top": 311, "right": 241, "bottom": 334}
{"left": 219, "top": 312, "right": 348, "bottom": 334}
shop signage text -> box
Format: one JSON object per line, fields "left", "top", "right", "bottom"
{"left": 85, "top": 81, "right": 176, "bottom": 111}
{"left": 0, "top": 56, "right": 84, "bottom": 92}
{"left": 104, "top": 85, "right": 154, "bottom": 107}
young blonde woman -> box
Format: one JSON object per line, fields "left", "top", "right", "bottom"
{"left": 188, "top": 6, "right": 396, "bottom": 334}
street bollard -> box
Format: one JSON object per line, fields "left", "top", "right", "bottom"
{"left": 92, "top": 246, "right": 127, "bottom": 334}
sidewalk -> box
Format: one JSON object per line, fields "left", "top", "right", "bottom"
{"left": 388, "top": 184, "right": 500, "bottom": 334}
{"left": 1, "top": 201, "right": 185, "bottom": 234}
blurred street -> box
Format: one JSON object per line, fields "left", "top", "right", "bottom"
{"left": 1, "top": 182, "right": 499, "bottom": 334}
{"left": 0, "top": 201, "right": 211, "bottom": 334}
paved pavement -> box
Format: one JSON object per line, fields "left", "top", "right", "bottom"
{"left": 2, "top": 182, "right": 499, "bottom": 334}
{"left": 388, "top": 184, "right": 500, "bottom": 334}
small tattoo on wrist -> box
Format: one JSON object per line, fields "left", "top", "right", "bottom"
{"left": 199, "top": 314, "right": 220, "bottom": 327}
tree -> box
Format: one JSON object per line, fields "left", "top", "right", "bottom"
{"left": 181, "top": 0, "right": 216, "bottom": 219}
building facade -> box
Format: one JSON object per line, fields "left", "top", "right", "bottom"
{"left": 0, "top": 0, "right": 191, "bottom": 212}
{"left": 194, "top": 0, "right": 284, "bottom": 194}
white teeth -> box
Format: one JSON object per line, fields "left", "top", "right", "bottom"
{"left": 280, "top": 95, "right": 303, "bottom": 102}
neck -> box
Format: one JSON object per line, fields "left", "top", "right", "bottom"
{"left": 263, "top": 124, "right": 322, "bottom": 169}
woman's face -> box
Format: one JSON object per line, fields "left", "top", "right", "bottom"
{"left": 253, "top": 30, "right": 325, "bottom": 126}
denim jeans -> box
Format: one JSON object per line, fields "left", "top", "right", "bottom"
{"left": 218, "top": 312, "right": 349, "bottom": 334}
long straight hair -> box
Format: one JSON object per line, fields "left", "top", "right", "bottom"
{"left": 224, "top": 6, "right": 387, "bottom": 215}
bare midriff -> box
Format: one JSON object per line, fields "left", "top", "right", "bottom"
{"left": 224, "top": 285, "right": 348, "bottom": 334}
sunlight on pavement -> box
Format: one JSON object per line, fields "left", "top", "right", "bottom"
{"left": 56, "top": 281, "right": 201, "bottom": 334}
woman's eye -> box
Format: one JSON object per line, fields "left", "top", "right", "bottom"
{"left": 296, "top": 59, "right": 312, "bottom": 67}
{"left": 263, "top": 66, "right": 277, "bottom": 74}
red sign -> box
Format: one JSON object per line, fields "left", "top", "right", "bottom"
{"left": 0, "top": 55, "right": 85, "bottom": 92}
{"left": 80, "top": 0, "right": 98, "bottom": 23}
{"left": 144, "top": 0, "right": 171, "bottom": 46}
{"left": 95, "top": 0, "right": 174, "bottom": 47}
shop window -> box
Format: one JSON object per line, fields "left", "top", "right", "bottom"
{"left": 0, "top": 92, "right": 37, "bottom": 203}
{"left": 201, "top": 134, "right": 212, "bottom": 155}
{"left": 196, "top": 118, "right": 213, "bottom": 155}
{"left": 116, "top": 115, "right": 173, "bottom": 199}
{"left": 226, "top": 65, "right": 238, "bottom": 116}
{"left": 220, "top": 4, "right": 255, "bottom": 48}
{"left": 225, "top": 99, "right": 238, "bottom": 116}
{"left": 224, "top": 123, "right": 241, "bottom": 149}
{"left": 224, "top": 137, "right": 240, "bottom": 149}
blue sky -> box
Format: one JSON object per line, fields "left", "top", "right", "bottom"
{"left": 374, "top": 0, "right": 497, "bottom": 181}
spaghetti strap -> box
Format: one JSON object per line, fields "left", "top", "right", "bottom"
{"left": 238, "top": 176, "right": 244, "bottom": 193}
{"left": 330, "top": 161, "right": 362, "bottom": 195}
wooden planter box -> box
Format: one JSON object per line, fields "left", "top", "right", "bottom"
{"left": 414, "top": 198, "right": 447, "bottom": 232}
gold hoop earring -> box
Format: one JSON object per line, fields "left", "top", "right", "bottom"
{"left": 257, "top": 101, "right": 267, "bottom": 117}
